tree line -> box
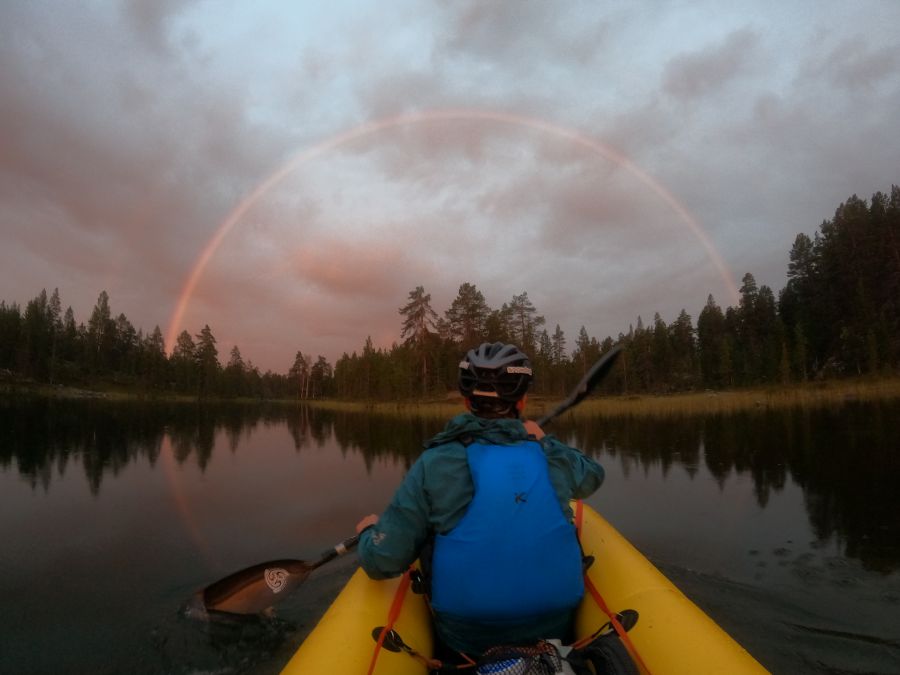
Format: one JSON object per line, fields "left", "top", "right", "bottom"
{"left": 0, "top": 289, "right": 302, "bottom": 399}
{"left": 2, "top": 187, "right": 898, "bottom": 400}
{"left": 335, "top": 187, "right": 900, "bottom": 399}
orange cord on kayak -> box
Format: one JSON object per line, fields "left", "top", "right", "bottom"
{"left": 574, "top": 500, "right": 653, "bottom": 675}
{"left": 367, "top": 568, "right": 413, "bottom": 675}
{"left": 366, "top": 567, "right": 452, "bottom": 674}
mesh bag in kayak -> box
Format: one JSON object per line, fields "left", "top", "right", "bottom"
{"left": 474, "top": 641, "right": 562, "bottom": 675}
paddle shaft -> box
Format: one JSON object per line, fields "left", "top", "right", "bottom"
{"left": 313, "top": 533, "right": 360, "bottom": 570}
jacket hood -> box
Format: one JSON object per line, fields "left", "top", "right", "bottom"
{"left": 424, "top": 413, "right": 529, "bottom": 448}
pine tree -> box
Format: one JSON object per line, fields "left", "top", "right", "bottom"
{"left": 551, "top": 324, "right": 567, "bottom": 366}
{"left": 60, "top": 306, "right": 79, "bottom": 366}
{"left": 399, "top": 286, "right": 438, "bottom": 394}
{"left": 756, "top": 286, "right": 781, "bottom": 381}
{"left": 507, "top": 292, "right": 545, "bottom": 354}
{"left": 194, "top": 325, "right": 219, "bottom": 398}
{"left": 224, "top": 345, "right": 246, "bottom": 397}
{"left": 309, "top": 356, "right": 333, "bottom": 398}
{"left": 19, "top": 289, "right": 50, "bottom": 379}
{"left": 289, "top": 351, "right": 310, "bottom": 400}
{"left": 0, "top": 301, "right": 21, "bottom": 371}
{"left": 47, "top": 289, "right": 62, "bottom": 383}
{"left": 445, "top": 283, "right": 491, "bottom": 347}
{"left": 884, "top": 186, "right": 900, "bottom": 363}
{"left": 669, "top": 309, "right": 696, "bottom": 388}
{"left": 485, "top": 304, "right": 513, "bottom": 344}
{"left": 87, "top": 291, "right": 115, "bottom": 375}
{"left": 697, "top": 295, "right": 726, "bottom": 387}
{"left": 172, "top": 330, "right": 196, "bottom": 392}
{"left": 629, "top": 315, "right": 653, "bottom": 392}
{"left": 735, "top": 273, "right": 762, "bottom": 383}
{"left": 144, "top": 326, "right": 167, "bottom": 389}
{"left": 535, "top": 329, "right": 553, "bottom": 395}
{"left": 573, "top": 326, "right": 593, "bottom": 377}
{"left": 113, "top": 313, "right": 138, "bottom": 375}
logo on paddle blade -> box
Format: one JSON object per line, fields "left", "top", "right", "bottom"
{"left": 264, "top": 568, "right": 290, "bottom": 593}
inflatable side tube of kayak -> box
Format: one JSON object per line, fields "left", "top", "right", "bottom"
{"left": 280, "top": 566, "right": 432, "bottom": 675}
{"left": 575, "top": 503, "right": 768, "bottom": 675}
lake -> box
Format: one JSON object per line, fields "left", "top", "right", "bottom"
{"left": 1, "top": 397, "right": 899, "bottom": 674}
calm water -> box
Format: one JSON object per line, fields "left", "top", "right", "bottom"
{"left": 1, "top": 397, "right": 899, "bottom": 674}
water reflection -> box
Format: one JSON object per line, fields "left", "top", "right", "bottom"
{"left": 2, "top": 396, "right": 899, "bottom": 572}
{"left": 0, "top": 398, "right": 297, "bottom": 493}
{"left": 559, "top": 402, "right": 900, "bottom": 573}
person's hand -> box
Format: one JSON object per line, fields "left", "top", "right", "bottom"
{"left": 356, "top": 514, "right": 379, "bottom": 534}
{"left": 523, "top": 420, "right": 545, "bottom": 439}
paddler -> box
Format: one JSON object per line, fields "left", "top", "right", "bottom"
{"left": 355, "top": 342, "right": 604, "bottom": 658}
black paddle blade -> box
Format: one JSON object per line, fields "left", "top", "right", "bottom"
{"left": 197, "top": 559, "right": 312, "bottom": 616}
{"left": 574, "top": 345, "right": 622, "bottom": 403}
{"left": 537, "top": 346, "right": 622, "bottom": 426}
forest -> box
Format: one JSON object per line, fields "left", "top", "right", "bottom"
{"left": 1, "top": 187, "right": 898, "bottom": 401}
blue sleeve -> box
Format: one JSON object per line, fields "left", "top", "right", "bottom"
{"left": 358, "top": 458, "right": 431, "bottom": 580}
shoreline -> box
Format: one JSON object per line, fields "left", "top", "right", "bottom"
{"left": 4, "top": 377, "right": 900, "bottom": 417}
{"left": 303, "top": 377, "right": 900, "bottom": 418}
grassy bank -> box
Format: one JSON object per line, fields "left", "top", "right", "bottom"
{"left": 303, "top": 397, "right": 462, "bottom": 419}
{"left": 5, "top": 377, "right": 900, "bottom": 417}
{"left": 0, "top": 381, "right": 298, "bottom": 405}
{"left": 548, "top": 377, "right": 900, "bottom": 418}
{"left": 306, "top": 377, "right": 900, "bottom": 420}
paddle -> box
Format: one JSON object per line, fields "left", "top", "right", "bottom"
{"left": 537, "top": 345, "right": 622, "bottom": 427}
{"left": 190, "top": 346, "right": 621, "bottom": 617}
{"left": 186, "top": 535, "right": 359, "bottom": 617}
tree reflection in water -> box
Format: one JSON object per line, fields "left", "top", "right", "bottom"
{"left": 560, "top": 401, "right": 900, "bottom": 573}
{"left": 2, "top": 396, "right": 898, "bottom": 572}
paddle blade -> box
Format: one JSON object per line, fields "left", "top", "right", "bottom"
{"left": 575, "top": 345, "right": 622, "bottom": 404}
{"left": 537, "top": 346, "right": 622, "bottom": 426}
{"left": 198, "top": 559, "right": 312, "bottom": 616}
{"left": 187, "top": 535, "right": 361, "bottom": 619}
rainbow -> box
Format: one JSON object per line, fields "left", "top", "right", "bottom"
{"left": 166, "top": 108, "right": 738, "bottom": 352}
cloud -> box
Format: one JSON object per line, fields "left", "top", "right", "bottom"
{"left": 662, "top": 28, "right": 759, "bottom": 100}
{"left": 281, "top": 237, "right": 424, "bottom": 299}
{"left": 3, "top": 2, "right": 899, "bottom": 372}
{"left": 802, "top": 35, "right": 900, "bottom": 93}
{"left": 0, "top": 2, "right": 301, "bottom": 329}
{"left": 120, "top": 0, "right": 195, "bottom": 54}
{"left": 438, "top": 0, "right": 607, "bottom": 71}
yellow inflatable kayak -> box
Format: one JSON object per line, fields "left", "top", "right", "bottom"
{"left": 281, "top": 502, "right": 768, "bottom": 674}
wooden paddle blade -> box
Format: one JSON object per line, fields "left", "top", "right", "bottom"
{"left": 201, "top": 559, "right": 312, "bottom": 615}
{"left": 189, "top": 535, "right": 361, "bottom": 619}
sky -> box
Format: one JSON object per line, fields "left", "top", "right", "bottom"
{"left": 2, "top": 1, "right": 899, "bottom": 372}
